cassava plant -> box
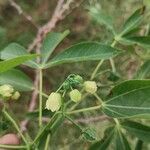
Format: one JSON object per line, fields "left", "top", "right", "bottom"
{"left": 0, "top": 2, "right": 150, "bottom": 150}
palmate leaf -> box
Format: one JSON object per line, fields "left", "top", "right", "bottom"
{"left": 115, "top": 128, "right": 131, "bottom": 150}
{"left": 44, "top": 42, "right": 122, "bottom": 68}
{"left": 0, "top": 54, "right": 37, "bottom": 73}
{"left": 134, "top": 60, "right": 150, "bottom": 79}
{"left": 135, "top": 140, "right": 143, "bottom": 150}
{"left": 41, "top": 30, "right": 69, "bottom": 64}
{"left": 121, "top": 121, "right": 150, "bottom": 142}
{"left": 123, "top": 36, "right": 150, "bottom": 48}
{"left": 0, "top": 69, "right": 33, "bottom": 91}
{"left": 88, "top": 6, "right": 114, "bottom": 33}
{"left": 102, "top": 80, "right": 150, "bottom": 118}
{"left": 89, "top": 127, "right": 115, "bottom": 150}
{"left": 0, "top": 43, "right": 39, "bottom": 68}
{"left": 109, "top": 80, "right": 150, "bottom": 98}
{"left": 120, "top": 7, "right": 145, "bottom": 36}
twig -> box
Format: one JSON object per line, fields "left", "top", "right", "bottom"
{"left": 8, "top": 0, "right": 39, "bottom": 29}
{"left": 28, "top": 0, "right": 76, "bottom": 52}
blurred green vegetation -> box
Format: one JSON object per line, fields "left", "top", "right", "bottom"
{"left": 0, "top": 0, "right": 150, "bottom": 149}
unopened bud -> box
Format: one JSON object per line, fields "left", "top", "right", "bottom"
{"left": 69, "top": 89, "right": 81, "bottom": 102}
{"left": 45, "top": 92, "right": 62, "bottom": 112}
{"left": 84, "top": 81, "right": 97, "bottom": 94}
{"left": 11, "top": 91, "right": 20, "bottom": 100}
{"left": 0, "top": 84, "right": 14, "bottom": 98}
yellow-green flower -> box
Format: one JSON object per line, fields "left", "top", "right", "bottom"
{"left": 69, "top": 89, "right": 82, "bottom": 102}
{"left": 0, "top": 84, "right": 14, "bottom": 98}
{"left": 11, "top": 91, "right": 20, "bottom": 100}
{"left": 45, "top": 92, "right": 62, "bottom": 112}
{"left": 84, "top": 81, "right": 97, "bottom": 94}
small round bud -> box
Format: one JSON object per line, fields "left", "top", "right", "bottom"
{"left": 0, "top": 84, "right": 14, "bottom": 98}
{"left": 69, "top": 89, "right": 82, "bottom": 102}
{"left": 45, "top": 92, "right": 62, "bottom": 112}
{"left": 84, "top": 81, "right": 97, "bottom": 94}
{"left": 74, "top": 75, "right": 83, "bottom": 83}
{"left": 11, "top": 91, "right": 20, "bottom": 100}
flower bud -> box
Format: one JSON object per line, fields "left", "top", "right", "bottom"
{"left": 0, "top": 84, "right": 14, "bottom": 98}
{"left": 69, "top": 89, "right": 81, "bottom": 102}
{"left": 45, "top": 92, "right": 62, "bottom": 112}
{"left": 84, "top": 81, "right": 97, "bottom": 94}
{"left": 11, "top": 91, "right": 20, "bottom": 100}
{"left": 74, "top": 75, "right": 83, "bottom": 83}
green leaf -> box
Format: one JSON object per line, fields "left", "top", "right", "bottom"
{"left": 44, "top": 42, "right": 122, "bottom": 68}
{"left": 102, "top": 80, "right": 150, "bottom": 118}
{"left": 89, "top": 7, "right": 114, "bottom": 33}
{"left": 0, "top": 69, "right": 33, "bottom": 91}
{"left": 123, "top": 36, "right": 150, "bottom": 48}
{"left": 41, "top": 30, "right": 69, "bottom": 64}
{"left": 82, "top": 128, "right": 97, "bottom": 142}
{"left": 135, "top": 60, "right": 150, "bottom": 79}
{"left": 0, "top": 43, "right": 39, "bottom": 68}
{"left": 89, "top": 127, "right": 114, "bottom": 150}
{"left": 115, "top": 128, "right": 131, "bottom": 150}
{"left": 135, "top": 140, "right": 143, "bottom": 150}
{"left": 0, "top": 54, "right": 37, "bottom": 73}
{"left": 121, "top": 121, "right": 150, "bottom": 142}
{"left": 34, "top": 114, "right": 64, "bottom": 145}
{"left": 120, "top": 7, "right": 145, "bottom": 36}
{"left": 109, "top": 79, "right": 150, "bottom": 98}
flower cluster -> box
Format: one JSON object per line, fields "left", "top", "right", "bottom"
{"left": 45, "top": 74, "right": 97, "bottom": 112}
{"left": 0, "top": 84, "right": 20, "bottom": 100}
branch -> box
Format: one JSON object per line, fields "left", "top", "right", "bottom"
{"left": 8, "top": 0, "right": 39, "bottom": 29}
{"left": 28, "top": 0, "right": 76, "bottom": 52}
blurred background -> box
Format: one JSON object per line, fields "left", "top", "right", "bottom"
{"left": 0, "top": 0, "right": 150, "bottom": 149}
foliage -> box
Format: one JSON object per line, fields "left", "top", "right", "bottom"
{"left": 0, "top": 0, "right": 150, "bottom": 150}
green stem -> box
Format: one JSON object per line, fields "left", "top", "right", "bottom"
{"left": 36, "top": 89, "right": 49, "bottom": 98}
{"left": 114, "top": 118, "right": 120, "bottom": 126}
{"left": 109, "top": 58, "right": 116, "bottom": 73}
{"left": 0, "top": 144, "right": 27, "bottom": 149}
{"left": 66, "top": 105, "right": 102, "bottom": 115}
{"left": 109, "top": 40, "right": 117, "bottom": 73}
{"left": 93, "top": 93, "right": 103, "bottom": 104}
{"left": 65, "top": 115, "right": 82, "bottom": 131}
{"left": 44, "top": 134, "right": 51, "bottom": 150}
{"left": 90, "top": 60, "right": 104, "bottom": 80}
{"left": 2, "top": 109, "right": 28, "bottom": 146}
{"left": 39, "top": 69, "right": 43, "bottom": 127}
{"left": 33, "top": 113, "right": 58, "bottom": 145}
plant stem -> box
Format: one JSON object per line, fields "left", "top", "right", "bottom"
{"left": 44, "top": 134, "right": 51, "bottom": 150}
{"left": 65, "top": 115, "right": 82, "bottom": 131}
{"left": 0, "top": 144, "right": 27, "bottom": 149}
{"left": 39, "top": 69, "right": 43, "bottom": 127}
{"left": 36, "top": 89, "right": 49, "bottom": 98}
{"left": 93, "top": 93, "right": 103, "bottom": 104}
{"left": 33, "top": 113, "right": 58, "bottom": 145}
{"left": 66, "top": 105, "right": 102, "bottom": 115}
{"left": 109, "top": 58, "right": 116, "bottom": 73}
{"left": 90, "top": 60, "right": 104, "bottom": 80}
{"left": 2, "top": 109, "right": 28, "bottom": 146}
{"left": 109, "top": 40, "right": 117, "bottom": 73}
